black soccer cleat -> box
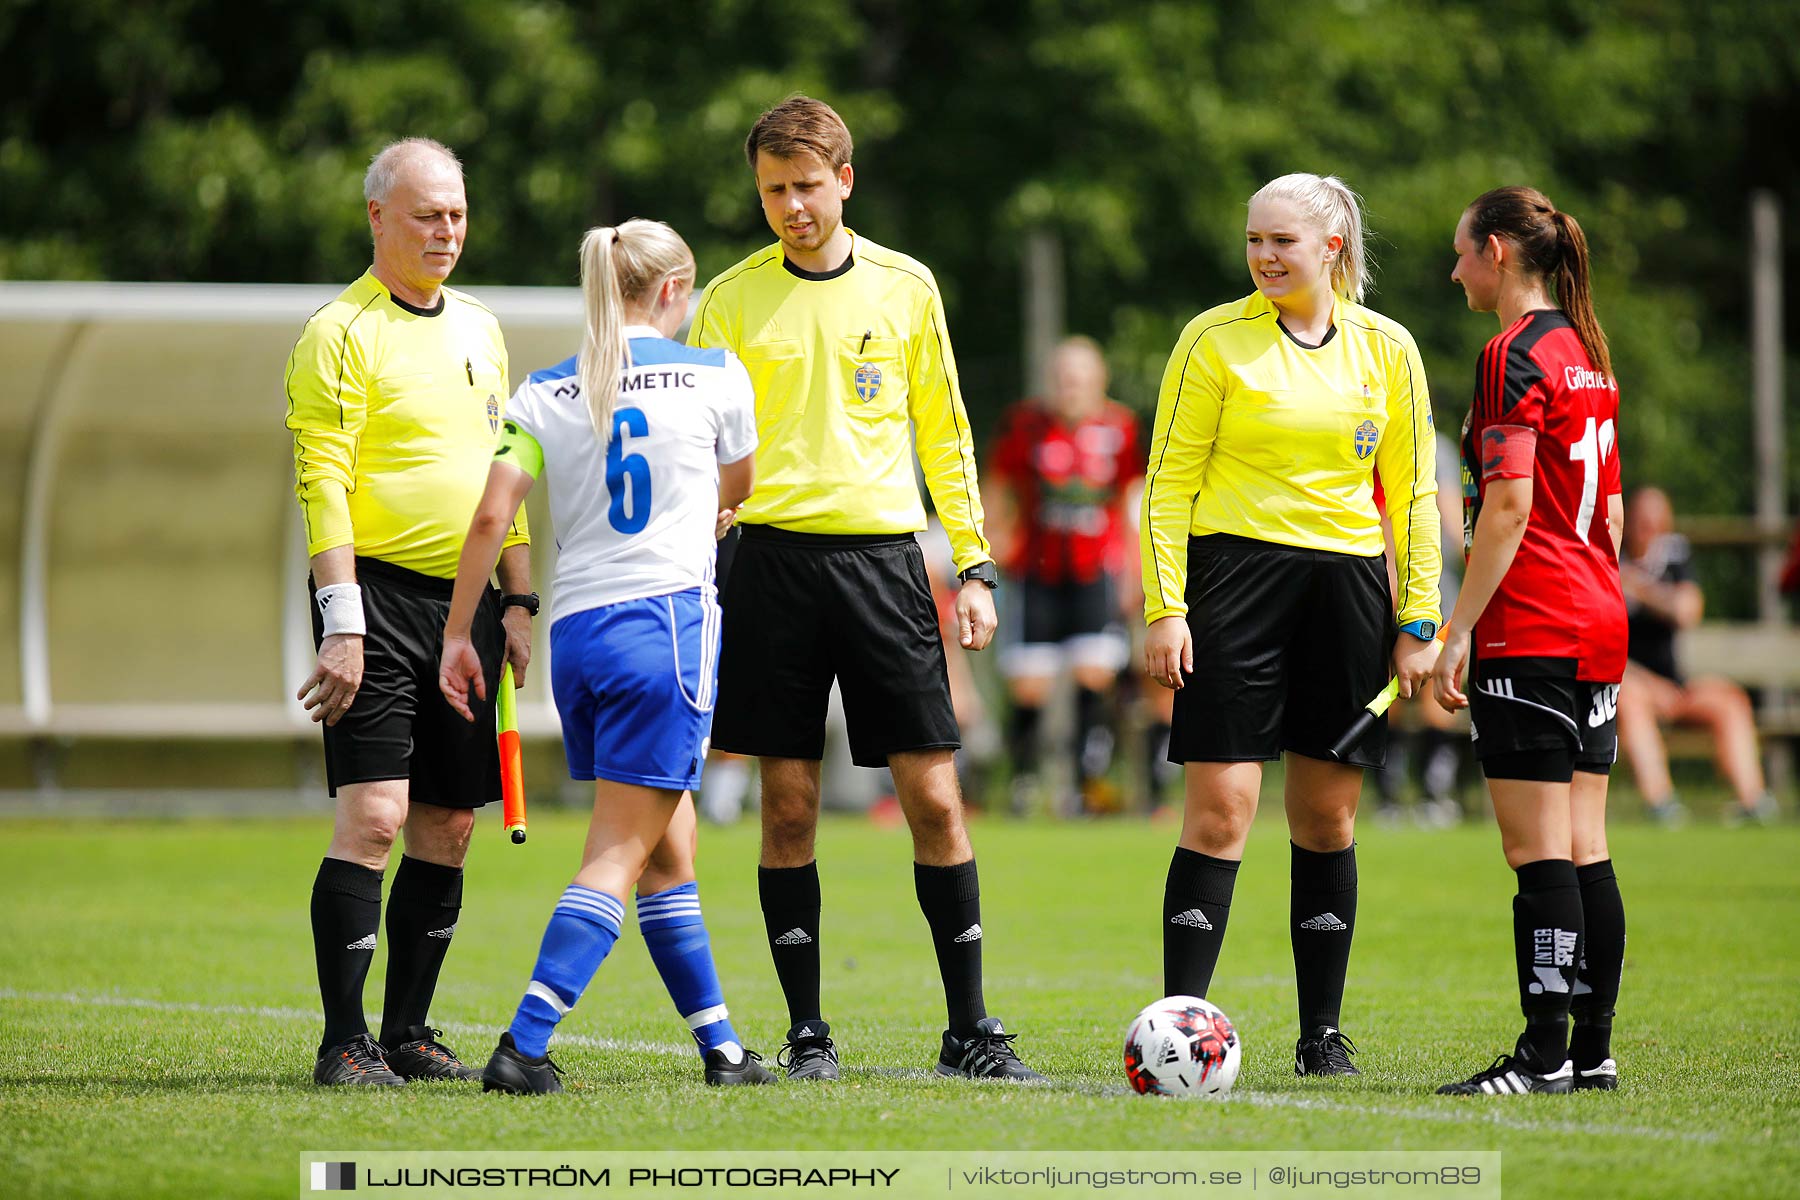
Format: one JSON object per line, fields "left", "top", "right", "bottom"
{"left": 1572, "top": 1058, "right": 1619, "bottom": 1091}
{"left": 481, "top": 1031, "right": 565, "bottom": 1095}
{"left": 385, "top": 1025, "right": 482, "bottom": 1081}
{"left": 1295, "top": 1027, "right": 1361, "bottom": 1077}
{"left": 935, "top": 1016, "right": 1046, "bottom": 1081}
{"left": 704, "top": 1045, "right": 777, "bottom": 1086}
{"left": 776, "top": 1021, "right": 840, "bottom": 1080}
{"left": 1437, "top": 1040, "right": 1573, "bottom": 1095}
{"left": 314, "top": 1033, "right": 405, "bottom": 1086}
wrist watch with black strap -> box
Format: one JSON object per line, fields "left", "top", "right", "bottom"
{"left": 501, "top": 592, "right": 541, "bottom": 617}
{"left": 958, "top": 562, "right": 999, "bottom": 590}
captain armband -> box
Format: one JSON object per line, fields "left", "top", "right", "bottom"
{"left": 493, "top": 420, "right": 544, "bottom": 478}
{"left": 1479, "top": 424, "right": 1538, "bottom": 481}
{"left": 315, "top": 583, "right": 366, "bottom": 638}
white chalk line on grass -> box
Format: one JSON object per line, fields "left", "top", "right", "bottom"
{"left": 0, "top": 988, "right": 1720, "bottom": 1144}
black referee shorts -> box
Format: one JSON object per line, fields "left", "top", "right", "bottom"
{"left": 712, "top": 526, "right": 961, "bottom": 768}
{"left": 1469, "top": 653, "right": 1618, "bottom": 782}
{"left": 1169, "top": 534, "right": 1393, "bottom": 768}
{"left": 310, "top": 556, "right": 506, "bottom": 805}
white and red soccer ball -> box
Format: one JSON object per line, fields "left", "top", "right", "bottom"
{"left": 1123, "top": 995, "right": 1241, "bottom": 1097}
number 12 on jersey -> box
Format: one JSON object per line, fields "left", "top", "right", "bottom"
{"left": 606, "top": 407, "right": 652, "bottom": 534}
{"left": 1568, "top": 416, "right": 1616, "bottom": 544}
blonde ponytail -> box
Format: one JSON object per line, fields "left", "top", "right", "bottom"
{"left": 1249, "top": 173, "right": 1374, "bottom": 302}
{"left": 575, "top": 220, "right": 697, "bottom": 444}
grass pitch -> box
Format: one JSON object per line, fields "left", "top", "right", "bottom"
{"left": 2, "top": 808, "right": 1796, "bottom": 1198}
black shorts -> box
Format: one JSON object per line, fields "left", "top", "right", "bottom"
{"left": 1002, "top": 576, "right": 1130, "bottom": 677}
{"left": 1168, "top": 534, "right": 1393, "bottom": 768}
{"left": 712, "top": 526, "right": 960, "bottom": 768}
{"left": 311, "top": 557, "right": 506, "bottom": 805}
{"left": 1469, "top": 654, "right": 1618, "bottom": 782}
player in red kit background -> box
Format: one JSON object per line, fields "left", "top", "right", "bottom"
{"left": 987, "top": 337, "right": 1143, "bottom": 815}
{"left": 1432, "top": 187, "right": 1629, "bottom": 1097}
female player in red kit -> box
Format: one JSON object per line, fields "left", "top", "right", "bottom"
{"left": 1433, "top": 187, "right": 1628, "bottom": 1095}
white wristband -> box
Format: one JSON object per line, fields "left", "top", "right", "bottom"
{"left": 316, "top": 583, "right": 366, "bottom": 638}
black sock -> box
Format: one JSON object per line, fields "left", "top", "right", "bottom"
{"left": 1512, "top": 858, "right": 1583, "bottom": 1066}
{"left": 759, "top": 862, "right": 822, "bottom": 1027}
{"left": 1291, "top": 843, "right": 1358, "bottom": 1033}
{"left": 1163, "top": 848, "right": 1239, "bottom": 998}
{"left": 1144, "top": 720, "right": 1174, "bottom": 806}
{"left": 1571, "top": 859, "right": 1625, "bottom": 1069}
{"left": 915, "top": 860, "right": 987, "bottom": 1036}
{"left": 1420, "top": 729, "right": 1461, "bottom": 803}
{"left": 378, "top": 855, "right": 464, "bottom": 1047}
{"left": 1007, "top": 704, "right": 1043, "bottom": 778}
{"left": 1074, "top": 687, "right": 1114, "bottom": 786}
{"left": 311, "top": 857, "right": 383, "bottom": 1052}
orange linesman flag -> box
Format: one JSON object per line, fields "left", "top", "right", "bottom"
{"left": 497, "top": 663, "right": 527, "bottom": 844}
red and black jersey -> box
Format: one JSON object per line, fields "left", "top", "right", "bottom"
{"left": 1461, "top": 310, "right": 1626, "bottom": 681}
{"left": 990, "top": 399, "right": 1142, "bottom": 585}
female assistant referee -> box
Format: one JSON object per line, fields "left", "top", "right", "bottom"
{"left": 440, "top": 219, "right": 771, "bottom": 1092}
{"left": 1142, "top": 173, "right": 1441, "bottom": 1076}
{"left": 1432, "top": 188, "right": 1628, "bottom": 1096}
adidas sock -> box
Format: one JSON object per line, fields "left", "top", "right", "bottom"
{"left": 1006, "top": 703, "right": 1043, "bottom": 779}
{"left": 378, "top": 855, "right": 463, "bottom": 1047}
{"left": 1075, "top": 687, "right": 1114, "bottom": 787}
{"left": 915, "top": 860, "right": 987, "bottom": 1037}
{"left": 509, "top": 885, "right": 623, "bottom": 1058}
{"left": 1571, "top": 859, "right": 1625, "bottom": 1069}
{"left": 759, "top": 862, "right": 822, "bottom": 1026}
{"left": 1512, "top": 858, "right": 1583, "bottom": 1066}
{"left": 638, "top": 882, "right": 741, "bottom": 1060}
{"left": 312, "top": 857, "right": 384, "bottom": 1052}
{"left": 1290, "top": 843, "right": 1358, "bottom": 1033}
{"left": 1163, "top": 847, "right": 1239, "bottom": 999}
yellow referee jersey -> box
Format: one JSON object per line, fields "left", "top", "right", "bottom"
{"left": 285, "top": 270, "right": 527, "bottom": 578}
{"left": 688, "top": 232, "right": 991, "bottom": 573}
{"left": 1141, "top": 290, "right": 1440, "bottom": 627}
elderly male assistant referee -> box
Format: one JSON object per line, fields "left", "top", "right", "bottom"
{"left": 286, "top": 137, "right": 535, "bottom": 1085}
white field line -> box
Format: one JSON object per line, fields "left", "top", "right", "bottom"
{"left": 1, "top": 988, "right": 1720, "bottom": 1144}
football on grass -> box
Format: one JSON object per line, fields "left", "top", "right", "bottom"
{"left": 1123, "top": 994, "right": 1241, "bottom": 1097}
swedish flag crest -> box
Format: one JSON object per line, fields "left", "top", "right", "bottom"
{"left": 855, "top": 362, "right": 882, "bottom": 403}
{"left": 1353, "top": 419, "right": 1378, "bottom": 460}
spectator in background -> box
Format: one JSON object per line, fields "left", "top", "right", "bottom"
{"left": 987, "top": 336, "right": 1143, "bottom": 815}
{"left": 1372, "top": 432, "right": 1467, "bottom": 827}
{"left": 1616, "top": 486, "right": 1779, "bottom": 825}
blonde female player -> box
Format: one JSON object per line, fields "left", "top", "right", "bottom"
{"left": 1432, "top": 188, "right": 1627, "bottom": 1096}
{"left": 1141, "top": 174, "right": 1441, "bottom": 1076}
{"left": 440, "top": 219, "right": 768, "bottom": 1092}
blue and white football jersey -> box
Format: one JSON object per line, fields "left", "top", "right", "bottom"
{"left": 503, "top": 325, "right": 757, "bottom": 624}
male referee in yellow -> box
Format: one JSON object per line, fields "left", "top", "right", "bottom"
{"left": 690, "top": 95, "right": 1041, "bottom": 1082}
{"left": 286, "top": 138, "right": 535, "bottom": 1085}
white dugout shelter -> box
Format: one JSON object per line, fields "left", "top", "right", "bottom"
{"left": 0, "top": 281, "right": 585, "bottom": 748}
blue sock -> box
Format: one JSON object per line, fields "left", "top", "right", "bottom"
{"left": 509, "top": 885, "right": 623, "bottom": 1058}
{"left": 637, "top": 882, "right": 741, "bottom": 1060}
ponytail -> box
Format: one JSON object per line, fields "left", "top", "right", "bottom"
{"left": 1550, "top": 209, "right": 1612, "bottom": 380}
{"left": 1466, "top": 187, "right": 1612, "bottom": 380}
{"left": 1249, "top": 173, "right": 1374, "bottom": 302}
{"left": 578, "top": 227, "right": 626, "bottom": 443}
{"left": 575, "top": 219, "right": 697, "bottom": 444}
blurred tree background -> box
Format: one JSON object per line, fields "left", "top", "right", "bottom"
{"left": 3, "top": 0, "right": 1795, "bottom": 608}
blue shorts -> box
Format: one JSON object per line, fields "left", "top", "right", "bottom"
{"left": 549, "top": 587, "right": 720, "bottom": 790}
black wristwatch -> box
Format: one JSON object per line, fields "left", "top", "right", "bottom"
{"left": 957, "top": 562, "right": 1000, "bottom": 590}
{"left": 501, "top": 592, "right": 541, "bottom": 617}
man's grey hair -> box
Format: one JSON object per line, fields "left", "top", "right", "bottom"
{"left": 363, "top": 138, "right": 463, "bottom": 204}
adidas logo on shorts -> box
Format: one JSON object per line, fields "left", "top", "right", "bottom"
{"left": 1170, "top": 909, "right": 1213, "bottom": 930}
{"left": 953, "top": 924, "right": 983, "bottom": 943}
{"left": 345, "top": 934, "right": 377, "bottom": 951}
{"left": 774, "top": 928, "right": 814, "bottom": 946}
{"left": 1300, "top": 912, "right": 1349, "bottom": 931}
